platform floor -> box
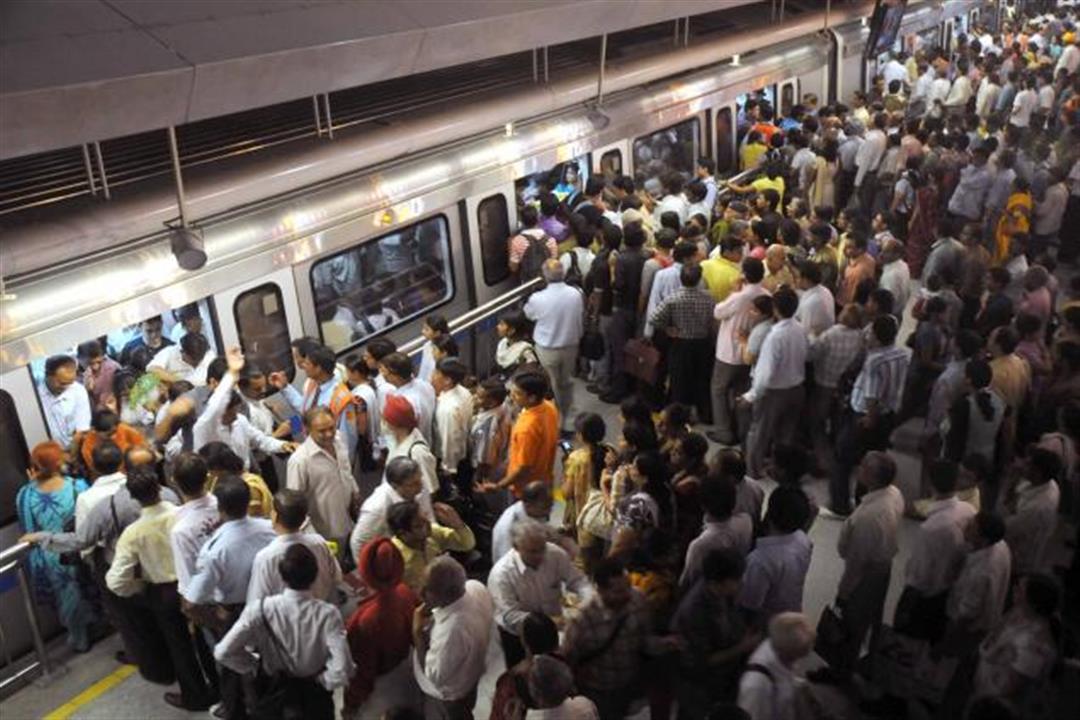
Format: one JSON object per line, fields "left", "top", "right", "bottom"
{"left": 1, "top": 372, "right": 1075, "bottom": 720}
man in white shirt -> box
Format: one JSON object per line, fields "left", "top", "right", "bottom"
{"left": 1036, "top": 72, "right": 1055, "bottom": 113}
{"left": 488, "top": 522, "right": 592, "bottom": 667}
{"left": 1010, "top": 76, "right": 1039, "bottom": 128}
{"left": 814, "top": 452, "right": 905, "bottom": 681}
{"left": 944, "top": 58, "right": 974, "bottom": 112}
{"left": 247, "top": 489, "right": 342, "bottom": 604}
{"left": 854, "top": 113, "right": 888, "bottom": 211}
{"left": 1003, "top": 447, "right": 1061, "bottom": 575}
{"left": 432, "top": 358, "right": 473, "bottom": 482}
{"left": 899, "top": 460, "right": 975, "bottom": 641}
{"left": 169, "top": 453, "right": 220, "bottom": 599}
{"left": 946, "top": 512, "right": 1011, "bottom": 644}
{"left": 38, "top": 355, "right": 91, "bottom": 449}
{"left": 681, "top": 474, "right": 753, "bottom": 589}
{"left": 793, "top": 262, "right": 834, "bottom": 339}
{"left": 216, "top": 544, "right": 355, "bottom": 720}
{"left": 877, "top": 238, "right": 911, "bottom": 319}
{"left": 1056, "top": 37, "right": 1080, "bottom": 76}
{"left": 882, "top": 54, "right": 908, "bottom": 91}
{"left": 286, "top": 407, "right": 358, "bottom": 552}
{"left": 741, "top": 288, "right": 809, "bottom": 480}
{"left": 350, "top": 456, "right": 433, "bottom": 560}
{"left": 524, "top": 261, "right": 584, "bottom": 431}
{"left": 413, "top": 556, "right": 494, "bottom": 717}
{"left": 379, "top": 351, "right": 437, "bottom": 445}
{"left": 194, "top": 348, "right": 294, "bottom": 469}
{"left": 710, "top": 257, "right": 769, "bottom": 446}
{"left": 652, "top": 172, "right": 690, "bottom": 226}
{"left": 74, "top": 442, "right": 126, "bottom": 531}
{"left": 737, "top": 613, "right": 816, "bottom": 720}
{"left": 927, "top": 67, "right": 953, "bottom": 113}
{"left": 148, "top": 332, "right": 216, "bottom": 386}
{"left": 975, "top": 71, "right": 1001, "bottom": 120}
{"left": 491, "top": 481, "right": 555, "bottom": 563}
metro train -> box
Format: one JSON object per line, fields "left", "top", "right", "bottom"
{"left": 0, "top": 0, "right": 985, "bottom": 661}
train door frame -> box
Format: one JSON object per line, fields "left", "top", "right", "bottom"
{"left": 778, "top": 78, "right": 800, "bottom": 119}
{"left": 592, "top": 140, "right": 631, "bottom": 182}
{"left": 943, "top": 18, "right": 955, "bottom": 53}
{"left": 212, "top": 268, "right": 306, "bottom": 386}
{"left": 465, "top": 185, "right": 519, "bottom": 308}
{"left": 713, "top": 101, "right": 738, "bottom": 178}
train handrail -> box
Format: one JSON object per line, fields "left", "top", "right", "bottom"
{"left": 0, "top": 541, "right": 56, "bottom": 693}
{"left": 400, "top": 277, "right": 543, "bottom": 358}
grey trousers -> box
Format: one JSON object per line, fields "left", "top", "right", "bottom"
{"left": 536, "top": 344, "right": 577, "bottom": 428}
{"left": 745, "top": 384, "right": 806, "bottom": 479}
{"left": 710, "top": 361, "right": 750, "bottom": 443}
{"left": 423, "top": 686, "right": 477, "bottom": 720}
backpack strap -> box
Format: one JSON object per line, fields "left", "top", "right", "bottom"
{"left": 745, "top": 663, "right": 774, "bottom": 683}
{"left": 259, "top": 599, "right": 293, "bottom": 676}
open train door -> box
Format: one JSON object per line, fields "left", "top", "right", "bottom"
{"left": 592, "top": 140, "right": 631, "bottom": 183}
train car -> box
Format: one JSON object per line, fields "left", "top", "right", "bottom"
{"left": 0, "top": 0, "right": 986, "bottom": 667}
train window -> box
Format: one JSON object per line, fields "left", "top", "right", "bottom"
{"left": 477, "top": 194, "right": 511, "bottom": 286}
{"left": 632, "top": 119, "right": 699, "bottom": 193}
{"left": 515, "top": 154, "right": 591, "bottom": 218}
{"left": 234, "top": 283, "right": 295, "bottom": 381}
{"left": 599, "top": 149, "right": 622, "bottom": 181}
{"left": 311, "top": 214, "right": 453, "bottom": 354}
{"left": 715, "top": 107, "right": 735, "bottom": 175}
{"left": 780, "top": 83, "right": 795, "bottom": 118}
{"left": 0, "top": 389, "right": 29, "bottom": 526}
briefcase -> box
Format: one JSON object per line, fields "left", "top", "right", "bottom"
{"left": 814, "top": 604, "right": 850, "bottom": 670}
{"left": 623, "top": 338, "right": 661, "bottom": 386}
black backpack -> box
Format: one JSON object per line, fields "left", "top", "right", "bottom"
{"left": 564, "top": 250, "right": 584, "bottom": 288}
{"left": 519, "top": 232, "right": 552, "bottom": 283}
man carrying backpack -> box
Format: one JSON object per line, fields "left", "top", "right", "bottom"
{"left": 510, "top": 206, "right": 558, "bottom": 284}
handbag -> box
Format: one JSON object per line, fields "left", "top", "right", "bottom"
{"left": 623, "top": 338, "right": 661, "bottom": 385}
{"left": 248, "top": 600, "right": 293, "bottom": 719}
{"left": 813, "top": 604, "right": 851, "bottom": 671}
{"left": 579, "top": 329, "right": 605, "bottom": 361}
{"left": 577, "top": 487, "right": 614, "bottom": 540}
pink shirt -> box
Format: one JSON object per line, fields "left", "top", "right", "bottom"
{"left": 714, "top": 282, "right": 769, "bottom": 365}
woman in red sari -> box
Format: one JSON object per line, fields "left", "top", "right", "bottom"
{"left": 906, "top": 165, "right": 941, "bottom": 278}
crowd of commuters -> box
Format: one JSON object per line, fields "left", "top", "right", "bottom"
{"left": 12, "top": 3, "right": 1080, "bottom": 720}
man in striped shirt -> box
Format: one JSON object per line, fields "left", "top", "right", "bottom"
{"left": 826, "top": 316, "right": 910, "bottom": 517}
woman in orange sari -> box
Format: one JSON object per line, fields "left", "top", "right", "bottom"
{"left": 994, "top": 177, "right": 1032, "bottom": 266}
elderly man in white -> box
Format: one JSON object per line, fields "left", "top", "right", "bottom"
{"left": 737, "top": 612, "right": 817, "bottom": 720}
{"left": 524, "top": 260, "right": 584, "bottom": 433}
{"left": 413, "top": 556, "right": 494, "bottom": 719}
{"left": 488, "top": 521, "right": 592, "bottom": 669}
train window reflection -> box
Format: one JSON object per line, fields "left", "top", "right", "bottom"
{"left": 311, "top": 215, "right": 453, "bottom": 353}
{"left": 478, "top": 195, "right": 511, "bottom": 286}
{"left": 514, "top": 154, "right": 591, "bottom": 218}
{"left": 780, "top": 83, "right": 795, "bottom": 118}
{"left": 599, "top": 149, "right": 622, "bottom": 181}
{"left": 632, "top": 119, "right": 699, "bottom": 196}
{"left": 0, "top": 389, "right": 29, "bottom": 526}
{"left": 234, "top": 283, "right": 295, "bottom": 382}
{"left": 715, "top": 107, "right": 735, "bottom": 175}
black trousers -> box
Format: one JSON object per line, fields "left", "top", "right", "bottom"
{"left": 251, "top": 675, "right": 334, "bottom": 720}
{"left": 667, "top": 337, "right": 712, "bottom": 421}
{"left": 145, "top": 582, "right": 215, "bottom": 708}
{"left": 91, "top": 559, "right": 174, "bottom": 684}
{"left": 499, "top": 627, "right": 526, "bottom": 669}
{"left": 829, "top": 411, "right": 896, "bottom": 514}
{"left": 605, "top": 307, "right": 638, "bottom": 396}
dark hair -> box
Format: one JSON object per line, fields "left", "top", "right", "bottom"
{"left": 1021, "top": 573, "right": 1060, "bottom": 618}
{"left": 173, "top": 452, "right": 209, "bottom": 497}
{"left": 291, "top": 337, "right": 320, "bottom": 359}
{"left": 272, "top": 489, "right": 308, "bottom": 531}
{"left": 126, "top": 465, "right": 162, "bottom": 506}
{"left": 798, "top": 261, "right": 822, "bottom": 285}
{"left": 871, "top": 315, "right": 899, "bottom": 346}
{"left": 1027, "top": 446, "right": 1061, "bottom": 483}
{"left": 45, "top": 355, "right": 77, "bottom": 376}
{"left": 697, "top": 157, "right": 716, "bottom": 174}
{"left": 435, "top": 357, "right": 467, "bottom": 385}
{"left": 214, "top": 474, "right": 251, "bottom": 519}
{"left": 773, "top": 287, "right": 799, "bottom": 318}
{"left": 478, "top": 376, "right": 507, "bottom": 404}
{"left": 366, "top": 337, "right": 397, "bottom": 362}
{"left": 432, "top": 334, "right": 458, "bottom": 358}
{"left": 680, "top": 263, "right": 703, "bottom": 288}
{"left": 956, "top": 330, "right": 984, "bottom": 359}
{"left": 91, "top": 409, "right": 120, "bottom": 434}
{"left": 179, "top": 333, "right": 210, "bottom": 362}
{"left": 204, "top": 356, "right": 228, "bottom": 386}
{"left": 279, "top": 543, "right": 318, "bottom": 591}
{"left": 702, "top": 547, "right": 746, "bottom": 583}
{"left": 90, "top": 439, "right": 123, "bottom": 475}
{"left": 751, "top": 294, "right": 774, "bottom": 317}
{"left": 198, "top": 442, "right": 245, "bottom": 473}
{"left": 966, "top": 359, "right": 997, "bottom": 421}
{"left": 700, "top": 472, "right": 736, "bottom": 520}
{"left": 575, "top": 412, "right": 607, "bottom": 491}
{"left": 520, "top": 205, "right": 539, "bottom": 228}
{"left": 512, "top": 370, "right": 548, "bottom": 401}
{"left": 77, "top": 339, "right": 105, "bottom": 361}
{"left": 307, "top": 345, "right": 337, "bottom": 376}
{"left": 613, "top": 175, "right": 636, "bottom": 194}
{"left": 742, "top": 257, "right": 765, "bottom": 284}
{"left": 622, "top": 421, "right": 656, "bottom": 453}
{"left": 387, "top": 500, "right": 422, "bottom": 536}
{"left": 380, "top": 352, "right": 414, "bottom": 380}
{"left": 1015, "top": 312, "right": 1042, "bottom": 337}
{"left": 772, "top": 443, "right": 808, "bottom": 485}
{"left": 660, "top": 211, "right": 682, "bottom": 232}
{"left": 973, "top": 512, "right": 1006, "bottom": 544}
{"left": 499, "top": 310, "right": 531, "bottom": 339}
{"left": 765, "top": 485, "right": 811, "bottom": 534}
{"left": 680, "top": 432, "right": 710, "bottom": 466}
{"left": 522, "top": 612, "right": 559, "bottom": 655}
{"left": 591, "top": 557, "right": 626, "bottom": 588}
{"left": 929, "top": 459, "right": 959, "bottom": 495}
{"left": 425, "top": 314, "right": 450, "bottom": 335}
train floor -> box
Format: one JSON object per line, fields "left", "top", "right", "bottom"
{"left": 2, "top": 373, "right": 1076, "bottom": 720}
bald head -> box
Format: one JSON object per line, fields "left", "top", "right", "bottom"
{"left": 769, "top": 612, "right": 815, "bottom": 666}
{"left": 765, "top": 243, "right": 786, "bottom": 273}
{"left": 541, "top": 260, "right": 565, "bottom": 283}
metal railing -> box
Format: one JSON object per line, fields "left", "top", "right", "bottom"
{"left": 0, "top": 541, "right": 58, "bottom": 694}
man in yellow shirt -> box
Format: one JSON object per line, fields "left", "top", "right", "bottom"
{"left": 387, "top": 500, "right": 475, "bottom": 592}
{"left": 740, "top": 131, "right": 768, "bottom": 171}
{"left": 701, "top": 236, "right": 746, "bottom": 302}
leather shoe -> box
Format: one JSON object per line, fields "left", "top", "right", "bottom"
{"left": 114, "top": 650, "right": 133, "bottom": 665}
{"left": 163, "top": 692, "right": 213, "bottom": 712}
